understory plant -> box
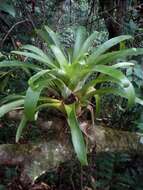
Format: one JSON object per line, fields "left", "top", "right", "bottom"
{"left": 0, "top": 26, "right": 143, "bottom": 165}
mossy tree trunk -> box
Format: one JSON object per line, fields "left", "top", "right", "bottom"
{"left": 0, "top": 120, "right": 143, "bottom": 182}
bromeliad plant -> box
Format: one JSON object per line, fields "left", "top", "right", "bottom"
{"left": 0, "top": 26, "right": 143, "bottom": 165}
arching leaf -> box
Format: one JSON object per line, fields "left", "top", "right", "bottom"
{"left": 50, "top": 45, "right": 68, "bottom": 68}
{"left": 93, "top": 65, "right": 135, "bottom": 107}
{"left": 20, "top": 45, "right": 53, "bottom": 63}
{"left": 74, "top": 31, "right": 99, "bottom": 63}
{"left": 0, "top": 61, "right": 42, "bottom": 70}
{"left": 24, "top": 87, "right": 41, "bottom": 121}
{"left": 89, "top": 48, "right": 143, "bottom": 65}
{"left": 0, "top": 99, "right": 24, "bottom": 118}
{"left": 94, "top": 95, "right": 101, "bottom": 117}
{"left": 88, "top": 35, "right": 132, "bottom": 63}
{"left": 65, "top": 103, "right": 88, "bottom": 165}
{"left": 16, "top": 115, "right": 27, "bottom": 142}
{"left": 11, "top": 51, "right": 55, "bottom": 68}
{"left": 72, "top": 26, "right": 87, "bottom": 62}
{"left": 44, "top": 26, "right": 61, "bottom": 48}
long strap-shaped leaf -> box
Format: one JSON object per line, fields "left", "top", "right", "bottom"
{"left": 44, "top": 26, "right": 61, "bottom": 48}
{"left": 86, "top": 88, "right": 127, "bottom": 99}
{"left": 78, "top": 75, "right": 119, "bottom": 96}
{"left": 36, "top": 29, "right": 52, "bottom": 45}
{"left": 0, "top": 95, "right": 25, "bottom": 105}
{"left": 135, "top": 97, "right": 143, "bottom": 106}
{"left": 28, "top": 70, "right": 51, "bottom": 89}
{"left": 20, "top": 45, "right": 53, "bottom": 63}
{"left": 36, "top": 102, "right": 62, "bottom": 112}
{"left": 28, "top": 70, "right": 69, "bottom": 97}
{"left": 89, "top": 48, "right": 143, "bottom": 65}
{"left": 50, "top": 45, "right": 68, "bottom": 69}
{"left": 73, "top": 31, "right": 99, "bottom": 63}
{"left": 88, "top": 35, "right": 132, "bottom": 63}
{"left": 87, "top": 88, "right": 143, "bottom": 108}
{"left": 72, "top": 26, "right": 87, "bottom": 62}
{"left": 79, "top": 31, "right": 99, "bottom": 56}
{"left": 112, "top": 62, "right": 134, "bottom": 69}
{"left": 65, "top": 104, "right": 88, "bottom": 165}
{"left": 0, "top": 99, "right": 24, "bottom": 118}
{"left": 94, "top": 95, "right": 101, "bottom": 117}
{"left": 93, "top": 65, "right": 135, "bottom": 107}
{"left": 16, "top": 115, "right": 27, "bottom": 142}
{"left": 68, "top": 67, "right": 90, "bottom": 91}
{"left": 0, "top": 61, "right": 42, "bottom": 70}
{"left": 24, "top": 87, "right": 41, "bottom": 121}
{"left": 85, "top": 87, "right": 143, "bottom": 109}
{"left": 16, "top": 97, "right": 67, "bottom": 144}
{"left": 11, "top": 51, "right": 56, "bottom": 68}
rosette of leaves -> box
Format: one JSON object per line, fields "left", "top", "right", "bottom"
{"left": 0, "top": 26, "right": 143, "bottom": 165}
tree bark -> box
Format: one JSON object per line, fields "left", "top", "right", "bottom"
{"left": 0, "top": 120, "right": 143, "bottom": 182}
{"left": 99, "top": 0, "right": 127, "bottom": 38}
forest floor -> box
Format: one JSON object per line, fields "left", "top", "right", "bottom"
{"left": 0, "top": 152, "right": 143, "bottom": 190}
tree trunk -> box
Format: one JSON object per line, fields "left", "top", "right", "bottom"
{"left": 99, "top": 0, "right": 127, "bottom": 38}
{"left": 0, "top": 120, "right": 143, "bottom": 182}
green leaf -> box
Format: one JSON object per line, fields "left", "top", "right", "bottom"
{"left": 93, "top": 65, "right": 135, "bottom": 107}
{"left": 84, "top": 87, "right": 133, "bottom": 106}
{"left": 0, "top": 1, "right": 15, "bottom": 17}
{"left": 72, "top": 26, "right": 87, "bottom": 62}
{"left": 78, "top": 75, "right": 119, "bottom": 95}
{"left": 87, "top": 88, "right": 126, "bottom": 99}
{"left": 88, "top": 35, "right": 132, "bottom": 63}
{"left": 20, "top": 45, "right": 53, "bottom": 63}
{"left": 37, "top": 26, "right": 62, "bottom": 50}
{"left": 36, "top": 29, "right": 51, "bottom": 44}
{"left": 68, "top": 67, "right": 90, "bottom": 91}
{"left": 65, "top": 104, "right": 88, "bottom": 165}
{"left": 28, "top": 69, "right": 57, "bottom": 90}
{"left": 91, "top": 48, "right": 143, "bottom": 65}
{"left": 135, "top": 97, "right": 143, "bottom": 106}
{"left": 16, "top": 115, "right": 27, "bottom": 143}
{"left": 11, "top": 51, "right": 55, "bottom": 68}
{"left": 0, "top": 95, "right": 25, "bottom": 105}
{"left": 50, "top": 45, "right": 68, "bottom": 68}
{"left": 112, "top": 62, "right": 134, "bottom": 68}
{"left": 0, "top": 61, "right": 42, "bottom": 70}
{"left": 37, "top": 101, "right": 62, "bottom": 112}
{"left": 28, "top": 69, "right": 71, "bottom": 98}
{"left": 74, "top": 31, "right": 99, "bottom": 62}
{"left": 0, "top": 99, "right": 24, "bottom": 118}
{"left": 44, "top": 26, "right": 61, "bottom": 48}
{"left": 80, "top": 31, "right": 99, "bottom": 54}
{"left": 94, "top": 65, "right": 127, "bottom": 81}
{"left": 24, "top": 87, "right": 41, "bottom": 121}
{"left": 94, "top": 95, "right": 100, "bottom": 117}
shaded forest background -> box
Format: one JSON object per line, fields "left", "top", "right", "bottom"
{"left": 1, "top": 0, "right": 143, "bottom": 50}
